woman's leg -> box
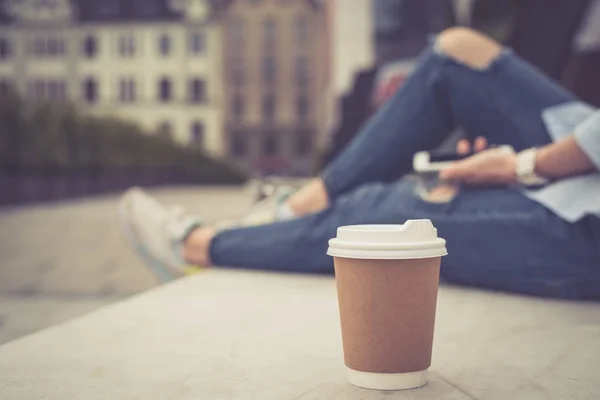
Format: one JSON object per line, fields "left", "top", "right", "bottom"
{"left": 191, "top": 179, "right": 600, "bottom": 299}
{"left": 287, "top": 28, "right": 577, "bottom": 216}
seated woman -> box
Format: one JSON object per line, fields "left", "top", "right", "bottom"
{"left": 118, "top": 28, "right": 600, "bottom": 300}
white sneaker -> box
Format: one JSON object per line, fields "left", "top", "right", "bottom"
{"left": 244, "top": 177, "right": 294, "bottom": 203}
{"left": 241, "top": 185, "right": 295, "bottom": 225}
{"left": 216, "top": 185, "right": 295, "bottom": 230}
{"left": 117, "top": 188, "right": 202, "bottom": 282}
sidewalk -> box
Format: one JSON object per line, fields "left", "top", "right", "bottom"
{"left": 0, "top": 186, "right": 252, "bottom": 344}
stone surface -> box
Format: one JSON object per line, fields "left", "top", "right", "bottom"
{"left": 0, "top": 296, "right": 120, "bottom": 345}
{"left": 1, "top": 269, "right": 599, "bottom": 400}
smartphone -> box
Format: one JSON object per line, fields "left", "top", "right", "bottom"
{"left": 413, "top": 145, "right": 514, "bottom": 173}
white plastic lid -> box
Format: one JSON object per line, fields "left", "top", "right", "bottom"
{"left": 327, "top": 219, "right": 447, "bottom": 260}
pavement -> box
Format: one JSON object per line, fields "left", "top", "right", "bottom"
{"left": 0, "top": 186, "right": 254, "bottom": 345}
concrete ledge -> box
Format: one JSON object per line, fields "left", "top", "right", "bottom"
{"left": 0, "top": 270, "right": 599, "bottom": 399}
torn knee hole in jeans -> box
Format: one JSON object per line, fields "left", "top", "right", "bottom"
{"left": 433, "top": 38, "right": 507, "bottom": 71}
{"left": 417, "top": 183, "right": 459, "bottom": 204}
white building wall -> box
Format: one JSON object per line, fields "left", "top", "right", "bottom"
{"left": 75, "top": 22, "right": 224, "bottom": 155}
{"left": 0, "top": 16, "right": 224, "bottom": 157}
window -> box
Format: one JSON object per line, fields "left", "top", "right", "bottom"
{"left": 231, "top": 68, "right": 244, "bottom": 86}
{"left": 262, "top": 94, "right": 276, "bottom": 122}
{"left": 47, "top": 37, "right": 65, "bottom": 56}
{"left": 83, "top": 35, "right": 98, "bottom": 58}
{"left": 30, "top": 80, "right": 44, "bottom": 99}
{"left": 262, "top": 135, "right": 278, "bottom": 156}
{"left": 232, "top": 95, "right": 245, "bottom": 120}
{"left": 263, "top": 18, "right": 277, "bottom": 51}
{"left": 158, "top": 33, "right": 171, "bottom": 56}
{"left": 262, "top": 57, "right": 276, "bottom": 84}
{"left": 231, "top": 58, "right": 244, "bottom": 86}
{"left": 32, "top": 38, "right": 43, "bottom": 55}
{"left": 119, "top": 78, "right": 136, "bottom": 103}
{"left": 295, "top": 56, "right": 309, "bottom": 85}
{"left": 189, "top": 78, "right": 206, "bottom": 103}
{"left": 31, "top": 35, "right": 65, "bottom": 57}
{"left": 229, "top": 20, "right": 245, "bottom": 51}
{"left": 157, "top": 121, "right": 173, "bottom": 140}
{"left": 158, "top": 77, "right": 172, "bottom": 102}
{"left": 47, "top": 81, "right": 66, "bottom": 100}
{"left": 83, "top": 77, "right": 98, "bottom": 103}
{"left": 297, "top": 95, "right": 309, "bottom": 121}
{"left": 190, "top": 121, "right": 205, "bottom": 146}
{"left": 28, "top": 80, "right": 67, "bottom": 101}
{"left": 295, "top": 131, "right": 311, "bottom": 156}
{"left": 294, "top": 16, "right": 309, "bottom": 45}
{"left": 231, "top": 133, "right": 246, "bottom": 156}
{"left": 118, "top": 35, "right": 136, "bottom": 57}
{"left": 189, "top": 32, "right": 205, "bottom": 55}
{"left": 50, "top": 81, "right": 66, "bottom": 100}
{"left": 0, "top": 38, "right": 11, "bottom": 60}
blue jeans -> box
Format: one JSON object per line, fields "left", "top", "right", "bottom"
{"left": 210, "top": 46, "right": 600, "bottom": 299}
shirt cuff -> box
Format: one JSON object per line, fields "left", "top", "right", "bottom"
{"left": 573, "top": 110, "right": 600, "bottom": 170}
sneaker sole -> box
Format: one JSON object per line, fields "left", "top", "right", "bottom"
{"left": 116, "top": 190, "right": 179, "bottom": 283}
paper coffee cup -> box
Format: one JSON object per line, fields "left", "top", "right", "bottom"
{"left": 327, "top": 220, "right": 447, "bottom": 391}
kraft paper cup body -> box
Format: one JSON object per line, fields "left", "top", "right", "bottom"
{"left": 327, "top": 220, "right": 447, "bottom": 391}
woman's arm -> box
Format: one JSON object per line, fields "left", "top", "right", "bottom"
{"left": 442, "top": 109, "right": 600, "bottom": 185}
{"left": 536, "top": 136, "right": 597, "bottom": 179}
{"left": 440, "top": 134, "right": 598, "bottom": 185}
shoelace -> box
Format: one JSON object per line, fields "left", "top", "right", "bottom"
{"left": 246, "top": 186, "right": 293, "bottom": 217}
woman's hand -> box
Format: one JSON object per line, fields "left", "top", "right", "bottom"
{"left": 439, "top": 137, "right": 518, "bottom": 185}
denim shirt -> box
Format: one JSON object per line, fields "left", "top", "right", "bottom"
{"left": 524, "top": 102, "right": 600, "bottom": 222}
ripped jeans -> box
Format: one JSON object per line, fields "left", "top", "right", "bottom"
{"left": 210, "top": 45, "right": 600, "bottom": 299}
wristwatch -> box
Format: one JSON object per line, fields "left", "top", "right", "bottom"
{"left": 515, "top": 148, "right": 549, "bottom": 186}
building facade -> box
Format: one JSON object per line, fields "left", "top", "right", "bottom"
{"left": 0, "top": 0, "right": 225, "bottom": 156}
{"left": 222, "top": 0, "right": 330, "bottom": 176}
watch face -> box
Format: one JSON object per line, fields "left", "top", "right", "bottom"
{"left": 516, "top": 150, "right": 530, "bottom": 182}
{"left": 516, "top": 149, "right": 548, "bottom": 186}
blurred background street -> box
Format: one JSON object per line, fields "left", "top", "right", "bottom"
{"left": 0, "top": 187, "right": 252, "bottom": 344}
{"left": 0, "top": 0, "right": 375, "bottom": 344}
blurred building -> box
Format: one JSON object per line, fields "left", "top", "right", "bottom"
{"left": 0, "top": 0, "right": 225, "bottom": 156}
{"left": 221, "top": 0, "right": 330, "bottom": 176}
